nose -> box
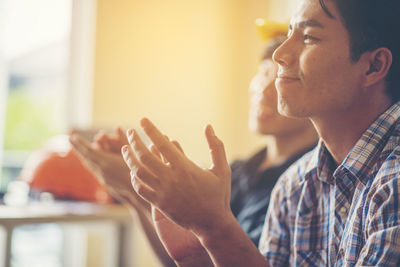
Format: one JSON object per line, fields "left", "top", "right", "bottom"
{"left": 272, "top": 38, "right": 292, "bottom": 67}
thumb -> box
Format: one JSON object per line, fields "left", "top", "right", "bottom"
{"left": 204, "top": 125, "right": 230, "bottom": 177}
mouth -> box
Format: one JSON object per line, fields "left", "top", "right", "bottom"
{"left": 276, "top": 75, "right": 300, "bottom": 81}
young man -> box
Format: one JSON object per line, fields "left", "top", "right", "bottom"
{"left": 122, "top": 0, "right": 400, "bottom": 265}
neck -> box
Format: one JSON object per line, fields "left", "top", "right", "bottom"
{"left": 311, "top": 92, "right": 392, "bottom": 166}
{"left": 260, "top": 122, "right": 318, "bottom": 171}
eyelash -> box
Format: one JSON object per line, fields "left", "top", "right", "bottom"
{"left": 304, "top": 34, "right": 318, "bottom": 43}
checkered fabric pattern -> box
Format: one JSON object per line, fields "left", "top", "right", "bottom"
{"left": 259, "top": 102, "right": 400, "bottom": 266}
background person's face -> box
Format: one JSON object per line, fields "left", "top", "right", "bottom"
{"left": 248, "top": 58, "right": 312, "bottom": 136}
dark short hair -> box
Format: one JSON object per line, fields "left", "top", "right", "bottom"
{"left": 262, "top": 35, "right": 287, "bottom": 60}
{"left": 319, "top": 0, "right": 400, "bottom": 102}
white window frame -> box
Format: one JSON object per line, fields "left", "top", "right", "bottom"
{"left": 0, "top": 0, "right": 97, "bottom": 180}
{"left": 0, "top": 0, "right": 8, "bottom": 181}
{"left": 67, "top": 0, "right": 97, "bottom": 130}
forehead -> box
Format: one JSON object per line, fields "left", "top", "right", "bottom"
{"left": 290, "top": 0, "right": 344, "bottom": 31}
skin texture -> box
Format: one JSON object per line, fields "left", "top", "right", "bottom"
{"left": 121, "top": 0, "right": 394, "bottom": 266}
{"left": 248, "top": 57, "right": 318, "bottom": 170}
{"left": 122, "top": 119, "right": 267, "bottom": 267}
{"left": 273, "top": 0, "right": 392, "bottom": 164}
{"left": 70, "top": 128, "right": 147, "bottom": 208}
{"left": 70, "top": 128, "right": 176, "bottom": 267}
{"left": 249, "top": 58, "right": 312, "bottom": 136}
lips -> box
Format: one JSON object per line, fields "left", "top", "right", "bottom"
{"left": 277, "top": 71, "right": 300, "bottom": 81}
{"left": 277, "top": 75, "right": 300, "bottom": 81}
{"left": 276, "top": 74, "right": 301, "bottom": 86}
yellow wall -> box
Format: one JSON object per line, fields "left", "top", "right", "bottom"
{"left": 92, "top": 0, "right": 291, "bottom": 165}
{"left": 92, "top": 1, "right": 296, "bottom": 266}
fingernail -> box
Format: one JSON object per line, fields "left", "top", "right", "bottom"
{"left": 140, "top": 118, "right": 148, "bottom": 126}
{"left": 121, "top": 145, "right": 128, "bottom": 154}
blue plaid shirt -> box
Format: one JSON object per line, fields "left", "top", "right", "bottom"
{"left": 259, "top": 102, "right": 400, "bottom": 266}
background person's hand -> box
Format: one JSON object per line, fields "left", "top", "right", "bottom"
{"left": 70, "top": 132, "right": 149, "bottom": 210}
{"left": 93, "top": 126, "right": 128, "bottom": 153}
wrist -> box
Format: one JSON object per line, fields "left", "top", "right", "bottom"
{"left": 195, "top": 210, "right": 237, "bottom": 247}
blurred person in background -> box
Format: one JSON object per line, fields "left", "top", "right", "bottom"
{"left": 70, "top": 20, "right": 317, "bottom": 265}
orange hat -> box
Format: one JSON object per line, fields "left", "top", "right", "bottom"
{"left": 19, "top": 135, "right": 114, "bottom": 204}
{"left": 255, "top": 19, "right": 288, "bottom": 42}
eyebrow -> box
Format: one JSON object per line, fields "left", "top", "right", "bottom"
{"left": 289, "top": 19, "right": 324, "bottom": 30}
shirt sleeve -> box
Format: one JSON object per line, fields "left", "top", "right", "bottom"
{"left": 357, "top": 170, "right": 400, "bottom": 266}
{"left": 258, "top": 174, "right": 291, "bottom": 266}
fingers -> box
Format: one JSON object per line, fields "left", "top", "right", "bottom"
{"left": 121, "top": 145, "right": 161, "bottom": 189}
{"left": 70, "top": 135, "right": 104, "bottom": 176}
{"left": 151, "top": 141, "right": 181, "bottom": 164}
{"left": 94, "top": 130, "right": 111, "bottom": 152}
{"left": 126, "top": 129, "right": 167, "bottom": 176}
{"left": 140, "top": 118, "right": 186, "bottom": 166}
{"left": 204, "top": 125, "right": 230, "bottom": 177}
{"left": 116, "top": 126, "right": 128, "bottom": 145}
{"left": 130, "top": 174, "right": 157, "bottom": 203}
{"left": 171, "top": 140, "right": 185, "bottom": 155}
{"left": 149, "top": 144, "right": 163, "bottom": 161}
{"left": 70, "top": 134, "right": 97, "bottom": 161}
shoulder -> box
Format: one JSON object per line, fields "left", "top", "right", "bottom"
{"left": 373, "top": 141, "right": 400, "bottom": 185}
{"left": 366, "top": 145, "right": 400, "bottom": 225}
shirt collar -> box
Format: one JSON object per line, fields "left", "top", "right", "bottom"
{"left": 304, "top": 101, "right": 400, "bottom": 185}
{"left": 304, "top": 139, "right": 336, "bottom": 184}
{"left": 341, "top": 101, "right": 400, "bottom": 185}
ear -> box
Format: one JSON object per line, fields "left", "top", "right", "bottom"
{"left": 362, "top": 47, "right": 392, "bottom": 88}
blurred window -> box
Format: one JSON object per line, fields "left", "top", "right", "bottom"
{"left": 0, "top": 0, "right": 95, "bottom": 192}
{"left": 0, "top": 1, "right": 97, "bottom": 266}
{"left": 1, "top": 0, "right": 72, "bottom": 191}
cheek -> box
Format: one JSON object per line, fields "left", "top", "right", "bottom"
{"left": 301, "top": 50, "right": 345, "bottom": 91}
{"left": 267, "top": 88, "right": 278, "bottom": 110}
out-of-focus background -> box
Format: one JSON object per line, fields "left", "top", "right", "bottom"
{"left": 0, "top": 0, "right": 296, "bottom": 266}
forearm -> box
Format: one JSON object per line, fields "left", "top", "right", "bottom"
{"left": 175, "top": 246, "right": 213, "bottom": 267}
{"left": 135, "top": 211, "right": 177, "bottom": 267}
{"left": 197, "top": 212, "right": 270, "bottom": 267}
{"left": 124, "top": 195, "right": 176, "bottom": 267}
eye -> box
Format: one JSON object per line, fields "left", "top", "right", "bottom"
{"left": 303, "top": 34, "right": 319, "bottom": 44}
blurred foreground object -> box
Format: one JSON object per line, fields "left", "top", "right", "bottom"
{"left": 19, "top": 135, "right": 114, "bottom": 204}
{"left": 3, "top": 180, "right": 30, "bottom": 206}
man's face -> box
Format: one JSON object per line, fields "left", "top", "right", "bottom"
{"left": 273, "top": 0, "right": 366, "bottom": 119}
{"left": 248, "top": 59, "right": 312, "bottom": 136}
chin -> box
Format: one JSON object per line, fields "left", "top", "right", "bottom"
{"left": 277, "top": 98, "right": 308, "bottom": 119}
